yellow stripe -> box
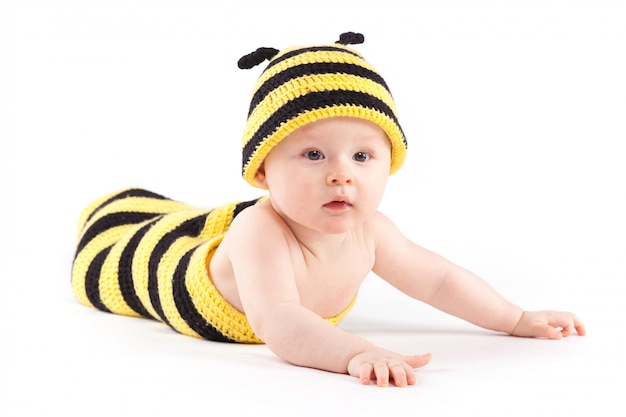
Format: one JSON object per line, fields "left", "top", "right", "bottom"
{"left": 326, "top": 293, "right": 357, "bottom": 325}
{"left": 97, "top": 226, "right": 146, "bottom": 317}
{"left": 155, "top": 230, "right": 204, "bottom": 338}
{"left": 202, "top": 201, "right": 236, "bottom": 237}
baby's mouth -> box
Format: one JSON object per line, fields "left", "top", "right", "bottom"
{"left": 323, "top": 200, "right": 352, "bottom": 210}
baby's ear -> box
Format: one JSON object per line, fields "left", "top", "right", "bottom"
{"left": 254, "top": 164, "right": 269, "bottom": 189}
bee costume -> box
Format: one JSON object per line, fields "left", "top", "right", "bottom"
{"left": 71, "top": 32, "right": 408, "bottom": 343}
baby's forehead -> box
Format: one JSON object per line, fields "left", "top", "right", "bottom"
{"left": 290, "top": 116, "right": 388, "bottom": 136}
{"left": 283, "top": 117, "right": 392, "bottom": 147}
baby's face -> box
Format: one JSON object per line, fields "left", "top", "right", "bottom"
{"left": 255, "top": 117, "right": 391, "bottom": 235}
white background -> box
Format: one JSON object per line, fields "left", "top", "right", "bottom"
{"left": 1, "top": 1, "right": 624, "bottom": 416}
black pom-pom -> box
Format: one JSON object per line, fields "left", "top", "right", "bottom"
{"left": 237, "top": 47, "right": 280, "bottom": 69}
{"left": 336, "top": 32, "right": 364, "bottom": 45}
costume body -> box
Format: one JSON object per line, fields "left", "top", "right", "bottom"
{"left": 71, "top": 188, "right": 354, "bottom": 343}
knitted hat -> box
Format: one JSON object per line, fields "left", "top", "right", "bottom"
{"left": 238, "top": 32, "right": 407, "bottom": 188}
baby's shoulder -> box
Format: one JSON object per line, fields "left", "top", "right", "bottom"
{"left": 366, "top": 210, "right": 405, "bottom": 243}
{"left": 226, "top": 198, "right": 288, "bottom": 240}
{"left": 218, "top": 199, "right": 293, "bottom": 263}
{"left": 231, "top": 197, "right": 277, "bottom": 223}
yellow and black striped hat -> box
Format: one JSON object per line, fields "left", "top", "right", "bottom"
{"left": 238, "top": 32, "right": 407, "bottom": 188}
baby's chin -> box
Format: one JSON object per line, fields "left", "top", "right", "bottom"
{"left": 315, "top": 220, "right": 361, "bottom": 236}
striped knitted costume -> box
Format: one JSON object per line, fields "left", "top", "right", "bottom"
{"left": 71, "top": 188, "right": 354, "bottom": 343}
{"left": 71, "top": 32, "right": 407, "bottom": 343}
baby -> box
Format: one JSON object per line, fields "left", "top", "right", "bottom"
{"left": 71, "top": 32, "right": 585, "bottom": 387}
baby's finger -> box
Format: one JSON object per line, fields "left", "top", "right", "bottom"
{"left": 573, "top": 315, "right": 587, "bottom": 336}
{"left": 536, "top": 321, "right": 562, "bottom": 339}
{"left": 374, "top": 362, "right": 390, "bottom": 387}
{"left": 358, "top": 363, "right": 374, "bottom": 385}
{"left": 554, "top": 314, "right": 585, "bottom": 337}
{"left": 560, "top": 320, "right": 577, "bottom": 337}
{"left": 388, "top": 361, "right": 412, "bottom": 387}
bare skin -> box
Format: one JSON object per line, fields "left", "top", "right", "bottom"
{"left": 209, "top": 117, "right": 586, "bottom": 387}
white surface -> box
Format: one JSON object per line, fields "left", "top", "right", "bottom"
{"left": 1, "top": 1, "right": 624, "bottom": 416}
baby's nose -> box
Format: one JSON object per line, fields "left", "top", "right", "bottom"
{"left": 327, "top": 169, "right": 354, "bottom": 185}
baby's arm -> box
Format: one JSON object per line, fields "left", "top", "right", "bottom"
{"left": 372, "top": 212, "right": 586, "bottom": 338}
{"left": 247, "top": 299, "right": 431, "bottom": 386}
{"left": 222, "top": 205, "right": 430, "bottom": 386}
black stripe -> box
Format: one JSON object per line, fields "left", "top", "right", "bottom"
{"left": 248, "top": 62, "right": 389, "bottom": 117}
{"left": 172, "top": 247, "right": 235, "bottom": 343}
{"left": 243, "top": 90, "right": 405, "bottom": 171}
{"left": 147, "top": 213, "right": 211, "bottom": 325}
{"left": 117, "top": 218, "right": 161, "bottom": 318}
{"left": 84, "top": 246, "right": 113, "bottom": 313}
{"left": 75, "top": 211, "right": 160, "bottom": 257}
{"left": 84, "top": 188, "right": 169, "bottom": 224}
{"left": 265, "top": 46, "right": 361, "bottom": 72}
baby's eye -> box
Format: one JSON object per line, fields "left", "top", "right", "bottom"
{"left": 304, "top": 150, "right": 324, "bottom": 161}
{"left": 353, "top": 152, "right": 370, "bottom": 163}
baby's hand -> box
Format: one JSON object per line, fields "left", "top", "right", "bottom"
{"left": 511, "top": 310, "right": 586, "bottom": 339}
{"left": 347, "top": 349, "right": 432, "bottom": 387}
